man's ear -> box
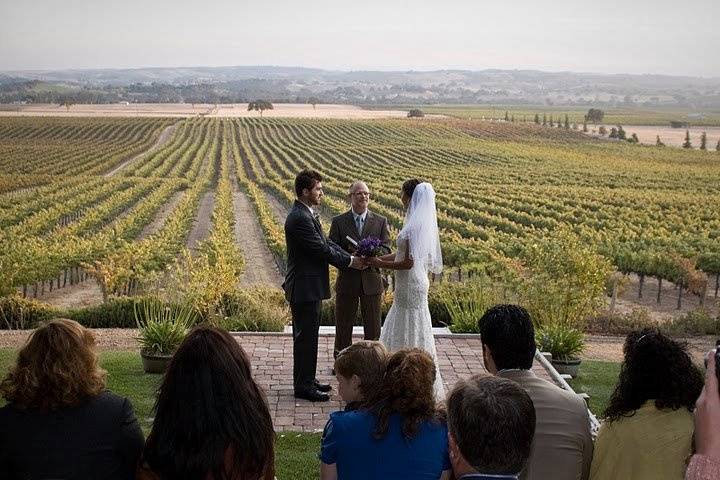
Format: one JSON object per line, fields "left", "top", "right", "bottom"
{"left": 482, "top": 344, "right": 494, "bottom": 373}
{"left": 350, "top": 374, "right": 362, "bottom": 389}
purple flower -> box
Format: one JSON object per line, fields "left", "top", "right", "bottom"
{"left": 356, "top": 237, "right": 386, "bottom": 257}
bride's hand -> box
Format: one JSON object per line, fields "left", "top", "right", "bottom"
{"left": 366, "top": 256, "right": 383, "bottom": 268}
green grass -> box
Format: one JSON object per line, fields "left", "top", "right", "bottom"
{"left": 568, "top": 360, "right": 621, "bottom": 416}
{"left": 0, "top": 348, "right": 321, "bottom": 480}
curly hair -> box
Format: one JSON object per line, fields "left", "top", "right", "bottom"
{"left": 0, "top": 319, "right": 106, "bottom": 411}
{"left": 367, "top": 348, "right": 444, "bottom": 441}
{"left": 603, "top": 328, "right": 703, "bottom": 423}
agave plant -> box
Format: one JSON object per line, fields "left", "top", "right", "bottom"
{"left": 535, "top": 323, "right": 585, "bottom": 361}
{"left": 135, "top": 298, "right": 195, "bottom": 356}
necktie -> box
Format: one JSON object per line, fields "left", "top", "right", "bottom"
{"left": 355, "top": 215, "right": 363, "bottom": 235}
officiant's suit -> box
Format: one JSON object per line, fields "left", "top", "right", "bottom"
{"left": 284, "top": 200, "right": 351, "bottom": 397}
{"left": 329, "top": 209, "right": 390, "bottom": 358}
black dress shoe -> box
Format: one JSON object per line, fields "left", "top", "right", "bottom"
{"left": 314, "top": 379, "right": 332, "bottom": 392}
{"left": 294, "top": 388, "right": 330, "bottom": 402}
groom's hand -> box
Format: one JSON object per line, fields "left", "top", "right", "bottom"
{"left": 350, "top": 256, "right": 368, "bottom": 270}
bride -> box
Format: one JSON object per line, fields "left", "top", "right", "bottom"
{"left": 367, "top": 179, "right": 444, "bottom": 399}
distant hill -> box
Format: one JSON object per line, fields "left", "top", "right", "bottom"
{"left": 2, "top": 66, "right": 719, "bottom": 107}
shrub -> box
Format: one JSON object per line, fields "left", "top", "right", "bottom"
{"left": 536, "top": 323, "right": 585, "bottom": 361}
{"left": 435, "top": 279, "right": 510, "bottom": 333}
{"left": 585, "top": 308, "right": 659, "bottom": 335}
{"left": 665, "top": 309, "right": 720, "bottom": 336}
{"left": 217, "top": 287, "right": 289, "bottom": 332}
{"left": 0, "top": 295, "right": 58, "bottom": 329}
{"left": 407, "top": 109, "right": 425, "bottom": 118}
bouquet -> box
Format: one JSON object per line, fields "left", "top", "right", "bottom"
{"left": 352, "top": 236, "right": 389, "bottom": 257}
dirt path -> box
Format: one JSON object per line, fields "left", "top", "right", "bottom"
{"left": 230, "top": 177, "right": 282, "bottom": 286}
{"left": 137, "top": 191, "right": 185, "bottom": 240}
{"left": 613, "top": 273, "right": 719, "bottom": 320}
{"left": 583, "top": 334, "right": 715, "bottom": 364}
{"left": 37, "top": 278, "right": 104, "bottom": 309}
{"left": 0, "top": 328, "right": 140, "bottom": 351}
{"left": 263, "top": 189, "right": 289, "bottom": 224}
{"left": 104, "top": 124, "right": 178, "bottom": 177}
{"left": 185, "top": 192, "right": 215, "bottom": 252}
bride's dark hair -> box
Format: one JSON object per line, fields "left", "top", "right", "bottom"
{"left": 402, "top": 179, "right": 423, "bottom": 199}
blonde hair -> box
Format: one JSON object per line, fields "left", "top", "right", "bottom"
{"left": 0, "top": 319, "right": 106, "bottom": 410}
{"left": 334, "top": 341, "right": 389, "bottom": 400}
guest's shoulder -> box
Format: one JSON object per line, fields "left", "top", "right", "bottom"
{"left": 329, "top": 408, "right": 371, "bottom": 426}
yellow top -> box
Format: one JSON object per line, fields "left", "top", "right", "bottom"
{"left": 589, "top": 401, "right": 693, "bottom": 480}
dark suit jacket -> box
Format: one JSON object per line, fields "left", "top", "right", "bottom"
{"left": 283, "top": 200, "right": 351, "bottom": 303}
{"left": 329, "top": 210, "right": 390, "bottom": 296}
{"left": 0, "top": 390, "right": 144, "bottom": 480}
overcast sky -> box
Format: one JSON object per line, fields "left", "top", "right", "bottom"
{"left": 2, "top": 0, "right": 719, "bottom": 77}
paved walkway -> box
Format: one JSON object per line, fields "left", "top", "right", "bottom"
{"left": 233, "top": 332, "right": 557, "bottom": 432}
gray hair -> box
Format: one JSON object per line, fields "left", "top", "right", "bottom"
{"left": 348, "top": 181, "right": 369, "bottom": 196}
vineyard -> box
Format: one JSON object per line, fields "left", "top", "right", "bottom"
{"left": 1, "top": 115, "right": 719, "bottom": 318}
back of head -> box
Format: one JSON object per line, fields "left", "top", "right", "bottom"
{"left": 604, "top": 328, "right": 703, "bottom": 422}
{"left": 0, "top": 319, "right": 105, "bottom": 411}
{"left": 369, "top": 348, "right": 440, "bottom": 440}
{"left": 447, "top": 375, "right": 536, "bottom": 475}
{"left": 402, "top": 178, "right": 422, "bottom": 199}
{"left": 144, "top": 326, "right": 274, "bottom": 480}
{"left": 479, "top": 305, "right": 536, "bottom": 371}
{"left": 334, "top": 341, "right": 388, "bottom": 401}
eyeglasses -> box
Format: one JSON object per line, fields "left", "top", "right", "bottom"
{"left": 353, "top": 192, "right": 371, "bottom": 197}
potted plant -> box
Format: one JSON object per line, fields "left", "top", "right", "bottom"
{"left": 535, "top": 323, "right": 585, "bottom": 378}
{"left": 135, "top": 298, "right": 194, "bottom": 374}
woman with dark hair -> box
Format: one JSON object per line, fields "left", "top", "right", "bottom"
{"left": 0, "top": 319, "right": 144, "bottom": 479}
{"left": 589, "top": 328, "right": 703, "bottom": 480}
{"left": 320, "top": 348, "right": 451, "bottom": 480}
{"left": 137, "top": 326, "right": 275, "bottom": 480}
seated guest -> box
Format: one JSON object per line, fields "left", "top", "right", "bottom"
{"left": 590, "top": 328, "right": 703, "bottom": 480}
{"left": 447, "top": 374, "right": 536, "bottom": 480}
{"left": 686, "top": 349, "right": 720, "bottom": 479}
{"left": 0, "top": 319, "right": 144, "bottom": 480}
{"left": 320, "top": 348, "right": 451, "bottom": 480}
{"left": 334, "top": 340, "right": 389, "bottom": 411}
{"left": 479, "top": 305, "right": 593, "bottom": 480}
{"left": 137, "top": 326, "right": 275, "bottom": 480}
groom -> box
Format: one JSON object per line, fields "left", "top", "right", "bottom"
{"left": 283, "top": 170, "right": 366, "bottom": 402}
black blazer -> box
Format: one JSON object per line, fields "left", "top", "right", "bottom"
{"left": 0, "top": 391, "right": 144, "bottom": 480}
{"left": 283, "top": 200, "right": 351, "bottom": 303}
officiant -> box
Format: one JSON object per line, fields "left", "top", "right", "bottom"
{"left": 329, "top": 181, "right": 391, "bottom": 360}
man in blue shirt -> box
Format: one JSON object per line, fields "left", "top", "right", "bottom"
{"left": 447, "top": 375, "right": 536, "bottom": 480}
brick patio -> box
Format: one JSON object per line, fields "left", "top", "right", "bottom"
{"left": 233, "top": 332, "right": 557, "bottom": 432}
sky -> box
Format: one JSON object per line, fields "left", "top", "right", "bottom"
{"left": 2, "top": 0, "right": 719, "bottom": 77}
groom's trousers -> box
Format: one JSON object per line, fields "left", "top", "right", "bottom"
{"left": 291, "top": 300, "right": 322, "bottom": 392}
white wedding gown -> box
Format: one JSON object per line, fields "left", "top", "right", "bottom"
{"left": 380, "top": 238, "right": 445, "bottom": 400}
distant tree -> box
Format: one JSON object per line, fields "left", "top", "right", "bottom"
{"left": 248, "top": 100, "right": 274, "bottom": 117}
{"left": 628, "top": 133, "right": 639, "bottom": 143}
{"left": 598, "top": 126, "right": 607, "bottom": 136}
{"left": 504, "top": 111, "right": 509, "bottom": 121}
{"left": 534, "top": 114, "right": 540, "bottom": 124}
{"left": 670, "top": 120, "right": 688, "bottom": 128}
{"left": 308, "top": 97, "right": 320, "bottom": 109}
{"left": 716, "top": 139, "right": 720, "bottom": 151}
{"left": 59, "top": 100, "right": 73, "bottom": 112}
{"left": 582, "top": 121, "right": 588, "bottom": 132}
{"left": 407, "top": 109, "right": 425, "bottom": 118}
{"left": 585, "top": 108, "right": 605, "bottom": 123}
{"left": 609, "top": 127, "right": 618, "bottom": 138}
{"left": 557, "top": 119, "right": 563, "bottom": 129}
{"left": 656, "top": 135, "right": 665, "bottom": 147}
{"left": 564, "top": 115, "right": 570, "bottom": 129}
{"left": 572, "top": 123, "right": 578, "bottom": 130}
{"left": 549, "top": 116, "right": 554, "bottom": 127}
{"left": 511, "top": 115, "right": 515, "bottom": 123}
{"left": 617, "top": 125, "right": 626, "bottom": 140}
{"left": 683, "top": 130, "right": 692, "bottom": 149}
{"left": 700, "top": 131, "right": 707, "bottom": 150}
{"left": 542, "top": 114, "right": 547, "bottom": 126}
